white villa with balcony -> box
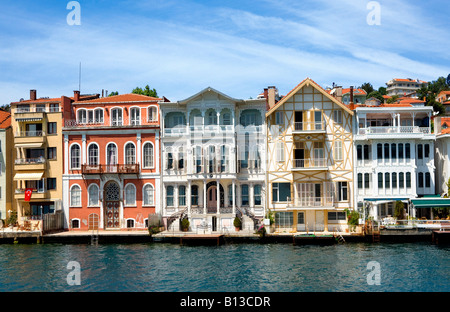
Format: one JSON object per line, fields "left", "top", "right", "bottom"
{"left": 353, "top": 105, "right": 436, "bottom": 221}
{"left": 160, "top": 87, "right": 266, "bottom": 233}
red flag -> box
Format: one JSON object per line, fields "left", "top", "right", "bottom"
{"left": 24, "top": 188, "right": 33, "bottom": 201}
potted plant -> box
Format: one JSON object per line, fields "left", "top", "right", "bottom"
{"left": 180, "top": 218, "right": 190, "bottom": 232}
{"left": 233, "top": 216, "right": 242, "bottom": 231}
{"left": 345, "top": 208, "right": 359, "bottom": 233}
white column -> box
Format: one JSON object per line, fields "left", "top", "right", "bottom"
{"left": 232, "top": 180, "right": 236, "bottom": 215}
{"left": 203, "top": 180, "right": 207, "bottom": 214}
{"left": 372, "top": 203, "right": 378, "bottom": 221}
{"left": 187, "top": 180, "right": 191, "bottom": 216}
{"left": 64, "top": 134, "right": 69, "bottom": 174}
{"left": 217, "top": 180, "right": 220, "bottom": 214}
{"left": 136, "top": 132, "right": 141, "bottom": 169}
{"left": 155, "top": 132, "right": 160, "bottom": 174}
{"left": 81, "top": 134, "right": 86, "bottom": 165}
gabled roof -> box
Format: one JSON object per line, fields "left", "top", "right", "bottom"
{"left": 177, "top": 86, "right": 242, "bottom": 105}
{"left": 266, "top": 78, "right": 354, "bottom": 117}
{"left": 0, "top": 110, "right": 11, "bottom": 129}
{"left": 74, "top": 93, "right": 161, "bottom": 104}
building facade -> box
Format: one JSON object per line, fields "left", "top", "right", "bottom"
{"left": 386, "top": 78, "right": 427, "bottom": 97}
{"left": 352, "top": 102, "right": 435, "bottom": 220}
{"left": 434, "top": 116, "right": 450, "bottom": 197}
{"left": 62, "top": 93, "right": 162, "bottom": 230}
{"left": 0, "top": 111, "right": 12, "bottom": 222}
{"left": 265, "top": 78, "right": 354, "bottom": 233}
{"left": 160, "top": 87, "right": 266, "bottom": 232}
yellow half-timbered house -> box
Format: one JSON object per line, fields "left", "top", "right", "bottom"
{"left": 265, "top": 78, "right": 354, "bottom": 233}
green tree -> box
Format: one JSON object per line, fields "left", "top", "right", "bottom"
{"left": 378, "top": 86, "right": 387, "bottom": 95}
{"left": 394, "top": 201, "right": 405, "bottom": 220}
{"left": 132, "top": 85, "right": 158, "bottom": 97}
{"left": 359, "top": 82, "right": 374, "bottom": 95}
{"left": 367, "top": 90, "right": 384, "bottom": 103}
{"left": 416, "top": 76, "right": 449, "bottom": 116}
{"left": 386, "top": 95, "right": 399, "bottom": 104}
{"left": 108, "top": 91, "right": 119, "bottom": 96}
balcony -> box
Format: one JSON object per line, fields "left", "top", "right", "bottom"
{"left": 14, "top": 131, "right": 46, "bottom": 145}
{"left": 14, "top": 158, "right": 46, "bottom": 171}
{"left": 292, "top": 121, "right": 326, "bottom": 133}
{"left": 292, "top": 158, "right": 327, "bottom": 170}
{"left": 287, "top": 196, "right": 334, "bottom": 208}
{"left": 64, "top": 117, "right": 159, "bottom": 129}
{"left": 81, "top": 164, "right": 140, "bottom": 174}
{"left": 15, "top": 189, "right": 49, "bottom": 200}
{"left": 356, "top": 126, "right": 433, "bottom": 139}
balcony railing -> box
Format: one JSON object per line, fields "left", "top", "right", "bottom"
{"left": 358, "top": 126, "right": 431, "bottom": 135}
{"left": 293, "top": 121, "right": 325, "bottom": 131}
{"left": 81, "top": 164, "right": 140, "bottom": 174}
{"left": 64, "top": 117, "right": 158, "bottom": 128}
{"left": 15, "top": 131, "right": 44, "bottom": 137}
{"left": 289, "top": 196, "right": 334, "bottom": 207}
{"left": 15, "top": 107, "right": 60, "bottom": 113}
{"left": 15, "top": 157, "right": 46, "bottom": 165}
{"left": 292, "top": 158, "right": 326, "bottom": 169}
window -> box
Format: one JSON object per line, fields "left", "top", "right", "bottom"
{"left": 166, "top": 186, "right": 174, "bottom": 207}
{"left": 48, "top": 122, "right": 57, "bottom": 134}
{"left": 358, "top": 173, "right": 363, "bottom": 189}
{"left": 272, "top": 183, "right": 291, "bottom": 202}
{"left": 88, "top": 184, "right": 99, "bottom": 206}
{"left": 399, "top": 172, "right": 405, "bottom": 188}
{"left": 405, "top": 143, "right": 411, "bottom": 159}
{"left": 111, "top": 108, "right": 122, "bottom": 126}
{"left": 207, "top": 110, "right": 217, "bottom": 125}
{"left": 392, "top": 172, "right": 397, "bottom": 189}
{"left": 357, "top": 145, "right": 362, "bottom": 161}
{"left": 143, "top": 143, "right": 154, "bottom": 168}
{"left": 418, "top": 172, "right": 424, "bottom": 188}
{"left": 334, "top": 141, "right": 343, "bottom": 161}
{"left": 125, "top": 143, "right": 136, "bottom": 165}
{"left": 334, "top": 110, "right": 342, "bottom": 124}
{"left": 314, "top": 111, "right": 322, "bottom": 130}
{"left": 337, "top": 182, "right": 348, "bottom": 201}
{"left": 222, "top": 113, "right": 231, "bottom": 125}
{"left": 364, "top": 173, "right": 370, "bottom": 189}
{"left": 241, "top": 184, "right": 249, "bottom": 206}
{"left": 106, "top": 143, "right": 117, "bottom": 165}
{"left": 424, "top": 144, "right": 430, "bottom": 158}
{"left": 178, "top": 147, "right": 184, "bottom": 169}
{"left": 406, "top": 172, "right": 411, "bottom": 188}
{"left": 88, "top": 144, "right": 99, "bottom": 165}
{"left": 148, "top": 106, "right": 158, "bottom": 122}
{"left": 425, "top": 172, "right": 431, "bottom": 188}
{"left": 378, "top": 173, "right": 383, "bottom": 188}
{"left": 70, "top": 185, "right": 81, "bottom": 207}
{"left": 385, "top": 172, "right": 390, "bottom": 188}
{"left": 49, "top": 104, "right": 59, "bottom": 112}
{"left": 125, "top": 184, "right": 136, "bottom": 206}
{"left": 71, "top": 219, "right": 80, "bottom": 229}
{"left": 328, "top": 211, "right": 346, "bottom": 221}
{"left": 179, "top": 186, "right": 186, "bottom": 206}
{"left": 70, "top": 145, "right": 81, "bottom": 169}
{"left": 377, "top": 144, "right": 382, "bottom": 160}
{"left": 167, "top": 152, "right": 173, "bottom": 169}
{"left": 275, "top": 111, "right": 283, "bottom": 125}
{"left": 130, "top": 107, "right": 140, "bottom": 125}
{"left": 191, "top": 185, "right": 199, "bottom": 206}
{"left": 275, "top": 212, "right": 293, "bottom": 228}
{"left": 384, "top": 143, "right": 389, "bottom": 160}
{"left": 398, "top": 143, "right": 404, "bottom": 160}
{"left": 47, "top": 178, "right": 56, "bottom": 190}
{"left": 95, "top": 109, "right": 103, "bottom": 123}
{"left": 254, "top": 185, "right": 262, "bottom": 206}
{"left": 143, "top": 184, "right": 154, "bottom": 206}
{"left": 127, "top": 219, "right": 135, "bottom": 228}
{"left": 47, "top": 147, "right": 57, "bottom": 160}
{"left": 391, "top": 144, "right": 396, "bottom": 160}
{"left": 277, "top": 142, "right": 284, "bottom": 162}
{"left": 77, "top": 109, "right": 87, "bottom": 124}
{"left": 417, "top": 144, "right": 423, "bottom": 159}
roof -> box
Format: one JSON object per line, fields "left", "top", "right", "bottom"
{"left": 11, "top": 94, "right": 99, "bottom": 105}
{"left": 342, "top": 88, "right": 366, "bottom": 95}
{"left": 0, "top": 110, "right": 11, "bottom": 129}
{"left": 74, "top": 93, "right": 161, "bottom": 104}
{"left": 439, "top": 117, "right": 450, "bottom": 135}
{"left": 266, "top": 78, "right": 353, "bottom": 117}
{"left": 177, "top": 87, "right": 242, "bottom": 105}
{"left": 390, "top": 78, "right": 427, "bottom": 84}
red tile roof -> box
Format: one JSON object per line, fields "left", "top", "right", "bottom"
{"left": 0, "top": 110, "right": 11, "bottom": 129}
{"left": 75, "top": 93, "right": 161, "bottom": 104}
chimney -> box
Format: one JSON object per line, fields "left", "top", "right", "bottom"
{"left": 348, "top": 86, "right": 355, "bottom": 110}
{"left": 263, "top": 88, "right": 269, "bottom": 110}
{"left": 74, "top": 90, "right": 80, "bottom": 102}
{"left": 30, "top": 89, "right": 37, "bottom": 101}
{"left": 268, "top": 86, "right": 277, "bottom": 109}
{"left": 334, "top": 87, "right": 342, "bottom": 102}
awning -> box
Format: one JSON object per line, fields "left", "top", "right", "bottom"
{"left": 363, "top": 198, "right": 409, "bottom": 202}
{"left": 15, "top": 143, "right": 43, "bottom": 148}
{"left": 410, "top": 198, "right": 450, "bottom": 208}
{"left": 15, "top": 118, "right": 42, "bottom": 122}
{"left": 13, "top": 172, "right": 44, "bottom": 181}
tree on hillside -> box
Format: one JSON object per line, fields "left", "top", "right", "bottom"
{"left": 359, "top": 82, "right": 374, "bottom": 95}
{"left": 416, "top": 75, "right": 449, "bottom": 115}
{"left": 367, "top": 90, "right": 384, "bottom": 103}
{"left": 378, "top": 86, "right": 387, "bottom": 95}
{"left": 108, "top": 91, "right": 119, "bottom": 96}
{"left": 132, "top": 85, "right": 158, "bottom": 97}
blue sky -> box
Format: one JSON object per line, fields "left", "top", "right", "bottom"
{"left": 1, "top": 0, "right": 449, "bottom": 104}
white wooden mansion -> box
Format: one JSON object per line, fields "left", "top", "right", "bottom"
{"left": 159, "top": 87, "right": 266, "bottom": 232}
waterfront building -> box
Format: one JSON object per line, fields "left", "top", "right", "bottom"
{"left": 62, "top": 93, "right": 162, "bottom": 230}
{"left": 434, "top": 116, "right": 450, "bottom": 196}
{"left": 159, "top": 87, "right": 266, "bottom": 232}
{"left": 386, "top": 78, "right": 427, "bottom": 97}
{"left": 9, "top": 90, "right": 94, "bottom": 229}
{"left": 0, "top": 111, "right": 12, "bottom": 222}
{"left": 265, "top": 78, "right": 354, "bottom": 233}
{"left": 352, "top": 97, "right": 436, "bottom": 220}
{"left": 436, "top": 91, "right": 450, "bottom": 115}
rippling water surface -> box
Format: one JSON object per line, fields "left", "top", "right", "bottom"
{"left": 0, "top": 242, "right": 448, "bottom": 292}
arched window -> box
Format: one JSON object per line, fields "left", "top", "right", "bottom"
{"left": 143, "top": 143, "right": 154, "bottom": 168}
{"left": 88, "top": 144, "right": 99, "bottom": 166}
{"left": 143, "top": 184, "right": 154, "bottom": 206}
{"left": 88, "top": 184, "right": 99, "bottom": 206}
{"left": 126, "top": 219, "right": 135, "bottom": 228}
{"left": 111, "top": 108, "right": 122, "bottom": 126}
{"left": 125, "top": 184, "right": 136, "bottom": 206}
{"left": 166, "top": 186, "right": 174, "bottom": 207}
{"left": 77, "top": 109, "right": 87, "bottom": 124}
{"left": 70, "top": 185, "right": 81, "bottom": 207}
{"left": 106, "top": 143, "right": 117, "bottom": 165}
{"left": 125, "top": 143, "right": 136, "bottom": 165}
{"left": 148, "top": 106, "right": 158, "bottom": 122}
{"left": 130, "top": 107, "right": 140, "bottom": 125}
{"left": 71, "top": 219, "right": 80, "bottom": 229}
{"left": 70, "top": 145, "right": 81, "bottom": 169}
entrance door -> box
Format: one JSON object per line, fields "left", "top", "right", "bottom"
{"left": 104, "top": 182, "right": 121, "bottom": 229}
{"left": 294, "top": 148, "right": 304, "bottom": 168}
{"left": 296, "top": 212, "right": 305, "bottom": 231}
{"left": 88, "top": 213, "right": 99, "bottom": 230}
{"left": 294, "top": 111, "right": 303, "bottom": 130}
{"left": 207, "top": 186, "right": 217, "bottom": 212}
